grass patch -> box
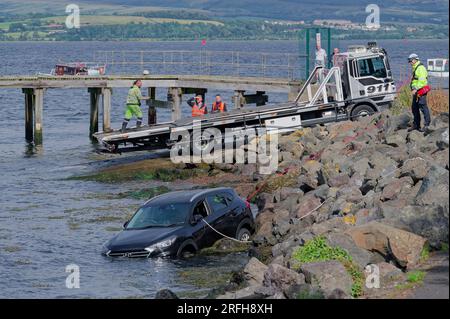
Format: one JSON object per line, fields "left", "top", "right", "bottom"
{"left": 199, "top": 239, "right": 250, "bottom": 256}
{"left": 420, "top": 245, "right": 430, "bottom": 263}
{"left": 67, "top": 158, "right": 213, "bottom": 184}
{"left": 441, "top": 242, "right": 449, "bottom": 252}
{"left": 407, "top": 270, "right": 426, "bottom": 283}
{"left": 260, "top": 169, "right": 300, "bottom": 193}
{"left": 396, "top": 270, "right": 426, "bottom": 291}
{"left": 291, "top": 236, "right": 364, "bottom": 298}
{"left": 117, "top": 185, "right": 170, "bottom": 200}
{"left": 391, "top": 84, "right": 412, "bottom": 115}
{"left": 391, "top": 84, "right": 449, "bottom": 115}
{"left": 44, "top": 15, "right": 223, "bottom": 26}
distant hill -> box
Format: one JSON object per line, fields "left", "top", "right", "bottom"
{"left": 85, "top": 0, "right": 449, "bottom": 23}
{"left": 1, "top": 0, "right": 448, "bottom": 24}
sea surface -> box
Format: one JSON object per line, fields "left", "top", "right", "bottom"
{"left": 0, "top": 39, "right": 448, "bottom": 298}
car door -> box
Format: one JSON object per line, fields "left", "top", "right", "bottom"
{"left": 206, "top": 192, "right": 234, "bottom": 238}
{"left": 189, "top": 199, "right": 215, "bottom": 249}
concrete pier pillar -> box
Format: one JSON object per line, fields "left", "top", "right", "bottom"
{"left": 147, "top": 87, "right": 156, "bottom": 125}
{"left": 256, "top": 91, "right": 267, "bottom": 106}
{"left": 102, "top": 87, "right": 112, "bottom": 132}
{"left": 23, "top": 88, "right": 34, "bottom": 142}
{"left": 168, "top": 87, "right": 182, "bottom": 122}
{"left": 34, "top": 88, "right": 44, "bottom": 145}
{"left": 233, "top": 90, "right": 245, "bottom": 109}
{"left": 88, "top": 88, "right": 101, "bottom": 138}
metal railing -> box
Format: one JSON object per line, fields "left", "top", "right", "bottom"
{"left": 93, "top": 50, "right": 304, "bottom": 80}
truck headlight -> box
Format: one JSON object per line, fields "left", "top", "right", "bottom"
{"left": 145, "top": 236, "right": 177, "bottom": 253}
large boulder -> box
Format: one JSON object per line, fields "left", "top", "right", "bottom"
{"left": 351, "top": 157, "right": 370, "bottom": 177}
{"left": 381, "top": 205, "right": 449, "bottom": 248}
{"left": 243, "top": 257, "right": 268, "bottom": 286}
{"left": 300, "top": 260, "right": 353, "bottom": 298}
{"left": 345, "top": 221, "right": 427, "bottom": 269}
{"left": 262, "top": 263, "right": 305, "bottom": 294}
{"left": 327, "top": 173, "right": 350, "bottom": 188}
{"left": 400, "top": 157, "right": 430, "bottom": 182}
{"left": 324, "top": 232, "right": 373, "bottom": 268}
{"left": 284, "top": 284, "right": 325, "bottom": 299}
{"left": 415, "top": 164, "right": 449, "bottom": 207}
{"left": 292, "top": 194, "right": 322, "bottom": 219}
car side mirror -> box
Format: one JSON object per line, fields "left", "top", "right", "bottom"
{"left": 123, "top": 221, "right": 129, "bottom": 229}
{"left": 191, "top": 214, "right": 204, "bottom": 225}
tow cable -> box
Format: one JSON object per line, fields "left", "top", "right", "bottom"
{"left": 201, "top": 165, "right": 329, "bottom": 244}
{"left": 201, "top": 219, "right": 252, "bottom": 244}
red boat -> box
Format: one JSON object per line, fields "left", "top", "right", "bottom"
{"left": 51, "top": 62, "right": 106, "bottom": 76}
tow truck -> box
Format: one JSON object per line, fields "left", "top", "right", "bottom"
{"left": 94, "top": 42, "right": 396, "bottom": 153}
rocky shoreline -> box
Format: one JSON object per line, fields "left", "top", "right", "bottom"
{"left": 87, "top": 108, "right": 448, "bottom": 299}
{"left": 206, "top": 109, "right": 449, "bottom": 299}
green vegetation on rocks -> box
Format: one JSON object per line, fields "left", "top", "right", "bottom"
{"left": 68, "top": 159, "right": 210, "bottom": 183}
{"left": 291, "top": 236, "right": 364, "bottom": 298}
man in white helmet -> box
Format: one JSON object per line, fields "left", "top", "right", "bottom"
{"left": 408, "top": 53, "right": 431, "bottom": 133}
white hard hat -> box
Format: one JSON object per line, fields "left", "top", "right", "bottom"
{"left": 408, "top": 53, "right": 419, "bottom": 61}
{"left": 142, "top": 70, "right": 150, "bottom": 75}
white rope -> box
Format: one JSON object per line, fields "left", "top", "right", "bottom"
{"left": 380, "top": 156, "right": 426, "bottom": 179}
{"left": 201, "top": 219, "right": 252, "bottom": 244}
{"left": 298, "top": 197, "right": 329, "bottom": 221}
{"left": 201, "top": 198, "right": 329, "bottom": 244}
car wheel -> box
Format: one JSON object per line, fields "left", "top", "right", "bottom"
{"left": 351, "top": 104, "right": 375, "bottom": 120}
{"left": 176, "top": 241, "right": 197, "bottom": 258}
{"left": 236, "top": 227, "right": 251, "bottom": 242}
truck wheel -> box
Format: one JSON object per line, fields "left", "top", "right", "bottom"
{"left": 351, "top": 104, "right": 375, "bottom": 120}
{"left": 236, "top": 227, "right": 251, "bottom": 242}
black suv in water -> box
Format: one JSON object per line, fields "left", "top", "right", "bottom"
{"left": 102, "top": 188, "right": 254, "bottom": 258}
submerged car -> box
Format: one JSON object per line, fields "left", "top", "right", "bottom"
{"left": 102, "top": 187, "right": 254, "bottom": 258}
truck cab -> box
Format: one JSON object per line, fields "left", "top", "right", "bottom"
{"left": 335, "top": 43, "right": 396, "bottom": 112}
{"left": 296, "top": 42, "right": 396, "bottom": 120}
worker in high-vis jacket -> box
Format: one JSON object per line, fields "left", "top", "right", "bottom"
{"left": 187, "top": 95, "right": 208, "bottom": 117}
{"left": 211, "top": 94, "right": 227, "bottom": 113}
{"left": 121, "top": 79, "right": 149, "bottom": 132}
{"left": 408, "top": 53, "right": 431, "bottom": 133}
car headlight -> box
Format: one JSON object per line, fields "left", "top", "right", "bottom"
{"left": 101, "top": 240, "right": 111, "bottom": 255}
{"left": 145, "top": 236, "right": 177, "bottom": 253}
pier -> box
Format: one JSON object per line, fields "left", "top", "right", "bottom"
{"left": 0, "top": 74, "right": 302, "bottom": 145}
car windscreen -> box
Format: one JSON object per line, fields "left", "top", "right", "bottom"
{"left": 126, "top": 203, "right": 189, "bottom": 229}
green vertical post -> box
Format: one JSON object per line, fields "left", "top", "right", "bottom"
{"left": 305, "top": 29, "right": 310, "bottom": 80}
{"left": 327, "top": 27, "right": 332, "bottom": 69}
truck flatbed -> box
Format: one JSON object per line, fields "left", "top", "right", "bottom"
{"left": 93, "top": 99, "right": 348, "bottom": 152}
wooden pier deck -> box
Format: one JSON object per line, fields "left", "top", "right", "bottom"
{"left": 0, "top": 74, "right": 302, "bottom": 146}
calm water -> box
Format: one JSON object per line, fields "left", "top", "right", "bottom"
{"left": 0, "top": 39, "right": 448, "bottom": 298}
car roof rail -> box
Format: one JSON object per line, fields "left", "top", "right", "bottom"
{"left": 189, "top": 187, "right": 233, "bottom": 202}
